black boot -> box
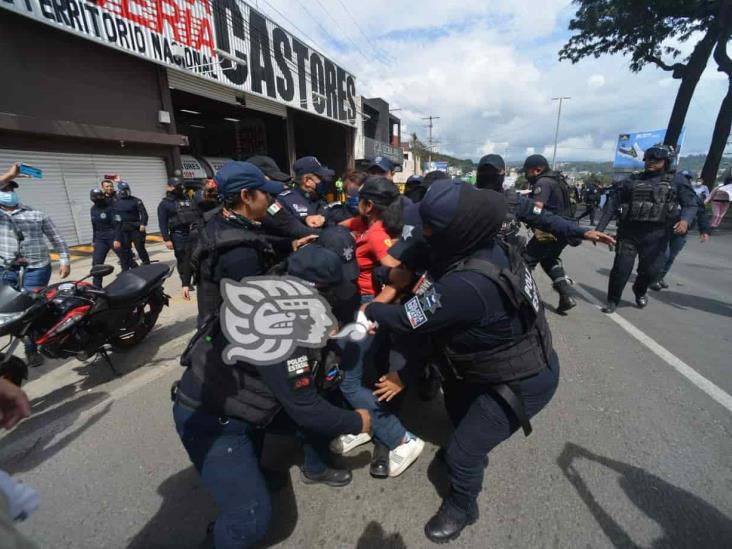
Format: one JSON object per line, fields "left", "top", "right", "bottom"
{"left": 300, "top": 467, "right": 352, "bottom": 487}
{"left": 557, "top": 294, "right": 577, "bottom": 313}
{"left": 370, "top": 441, "right": 389, "bottom": 478}
{"left": 424, "top": 500, "right": 478, "bottom": 544}
{"left": 635, "top": 294, "right": 648, "bottom": 309}
{"left": 658, "top": 278, "right": 669, "bottom": 289}
{"left": 649, "top": 281, "right": 663, "bottom": 291}
{"left": 602, "top": 301, "right": 617, "bottom": 314}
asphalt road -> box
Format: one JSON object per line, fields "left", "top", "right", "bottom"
{"left": 1, "top": 231, "right": 731, "bottom": 549}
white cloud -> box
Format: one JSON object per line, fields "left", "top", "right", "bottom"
{"left": 262, "top": 0, "right": 725, "bottom": 162}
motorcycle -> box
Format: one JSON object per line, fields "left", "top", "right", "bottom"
{"left": 0, "top": 261, "right": 172, "bottom": 386}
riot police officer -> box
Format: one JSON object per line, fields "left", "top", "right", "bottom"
{"left": 89, "top": 188, "right": 127, "bottom": 287}
{"left": 597, "top": 144, "right": 698, "bottom": 313}
{"left": 158, "top": 177, "right": 199, "bottom": 279}
{"left": 277, "top": 156, "right": 334, "bottom": 228}
{"left": 577, "top": 179, "right": 600, "bottom": 225}
{"left": 521, "top": 154, "right": 579, "bottom": 314}
{"left": 174, "top": 164, "right": 369, "bottom": 547}
{"left": 363, "top": 179, "right": 560, "bottom": 543}
{"left": 113, "top": 181, "right": 150, "bottom": 268}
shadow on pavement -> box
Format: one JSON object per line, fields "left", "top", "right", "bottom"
{"left": 649, "top": 289, "right": 732, "bottom": 319}
{"left": 557, "top": 442, "right": 732, "bottom": 548}
{"left": 1, "top": 397, "right": 112, "bottom": 474}
{"left": 356, "top": 521, "right": 407, "bottom": 548}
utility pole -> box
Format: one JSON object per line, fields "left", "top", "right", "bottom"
{"left": 422, "top": 115, "right": 440, "bottom": 164}
{"left": 551, "top": 97, "right": 570, "bottom": 170}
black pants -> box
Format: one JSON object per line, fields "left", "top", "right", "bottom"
{"left": 524, "top": 236, "right": 570, "bottom": 295}
{"left": 92, "top": 234, "right": 128, "bottom": 287}
{"left": 607, "top": 227, "right": 669, "bottom": 304}
{"left": 441, "top": 352, "right": 560, "bottom": 515}
{"left": 170, "top": 230, "right": 190, "bottom": 276}
{"left": 576, "top": 205, "right": 596, "bottom": 225}
{"left": 121, "top": 229, "right": 150, "bottom": 268}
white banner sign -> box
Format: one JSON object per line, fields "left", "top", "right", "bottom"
{"left": 1, "top": 0, "right": 358, "bottom": 126}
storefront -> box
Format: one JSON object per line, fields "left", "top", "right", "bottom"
{"left": 0, "top": 0, "right": 359, "bottom": 244}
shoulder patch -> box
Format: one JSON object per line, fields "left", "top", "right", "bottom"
{"left": 279, "top": 190, "right": 292, "bottom": 197}
{"left": 532, "top": 205, "right": 543, "bottom": 215}
{"left": 267, "top": 201, "right": 283, "bottom": 216}
{"left": 533, "top": 186, "right": 542, "bottom": 195}
{"left": 404, "top": 295, "right": 428, "bottom": 329}
{"left": 418, "top": 287, "right": 442, "bottom": 314}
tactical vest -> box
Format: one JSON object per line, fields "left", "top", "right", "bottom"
{"left": 499, "top": 189, "right": 524, "bottom": 248}
{"left": 541, "top": 171, "right": 574, "bottom": 218}
{"left": 622, "top": 173, "right": 676, "bottom": 223}
{"left": 167, "top": 197, "right": 199, "bottom": 230}
{"left": 439, "top": 241, "right": 553, "bottom": 435}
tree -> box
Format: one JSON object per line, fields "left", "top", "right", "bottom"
{"left": 559, "top": 0, "right": 724, "bottom": 148}
{"left": 702, "top": 0, "right": 732, "bottom": 185}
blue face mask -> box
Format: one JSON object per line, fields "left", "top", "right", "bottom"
{"left": 0, "top": 191, "right": 18, "bottom": 207}
{"left": 345, "top": 192, "right": 359, "bottom": 213}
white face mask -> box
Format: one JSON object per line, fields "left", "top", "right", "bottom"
{"left": 0, "top": 190, "right": 19, "bottom": 207}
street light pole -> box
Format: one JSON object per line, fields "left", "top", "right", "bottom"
{"left": 551, "top": 97, "right": 571, "bottom": 170}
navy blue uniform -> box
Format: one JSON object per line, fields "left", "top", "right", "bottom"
{"left": 277, "top": 187, "right": 327, "bottom": 226}
{"left": 158, "top": 193, "right": 199, "bottom": 279}
{"left": 90, "top": 200, "right": 128, "bottom": 286}
{"left": 366, "top": 243, "right": 559, "bottom": 517}
{"left": 597, "top": 171, "right": 697, "bottom": 304}
{"left": 577, "top": 182, "right": 599, "bottom": 224}
{"left": 114, "top": 195, "right": 150, "bottom": 267}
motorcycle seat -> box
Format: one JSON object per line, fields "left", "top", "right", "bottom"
{"left": 104, "top": 264, "right": 170, "bottom": 305}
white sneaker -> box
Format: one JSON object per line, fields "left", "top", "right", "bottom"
{"left": 388, "top": 436, "right": 425, "bottom": 477}
{"left": 329, "top": 433, "right": 372, "bottom": 455}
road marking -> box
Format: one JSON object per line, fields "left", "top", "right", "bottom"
{"left": 572, "top": 284, "right": 732, "bottom": 413}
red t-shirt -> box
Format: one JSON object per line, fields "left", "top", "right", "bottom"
{"left": 343, "top": 217, "right": 394, "bottom": 296}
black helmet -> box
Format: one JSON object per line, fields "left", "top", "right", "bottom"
{"left": 643, "top": 144, "right": 673, "bottom": 161}
{"left": 168, "top": 176, "right": 184, "bottom": 187}
{"left": 90, "top": 188, "right": 106, "bottom": 202}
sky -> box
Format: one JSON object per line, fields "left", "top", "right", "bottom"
{"left": 255, "top": 0, "right": 727, "bottom": 163}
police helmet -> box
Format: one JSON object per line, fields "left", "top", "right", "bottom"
{"left": 643, "top": 144, "right": 673, "bottom": 162}
{"left": 117, "top": 181, "right": 131, "bottom": 191}
{"left": 90, "top": 188, "right": 106, "bottom": 202}
{"left": 168, "top": 176, "right": 184, "bottom": 188}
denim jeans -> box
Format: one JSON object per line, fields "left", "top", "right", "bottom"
{"left": 1, "top": 264, "right": 52, "bottom": 355}
{"left": 662, "top": 232, "right": 688, "bottom": 276}
{"left": 173, "top": 402, "right": 329, "bottom": 549}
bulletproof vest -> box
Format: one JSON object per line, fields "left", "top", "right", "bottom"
{"left": 114, "top": 196, "right": 142, "bottom": 223}
{"left": 179, "top": 313, "right": 282, "bottom": 425}
{"left": 541, "top": 171, "right": 574, "bottom": 218}
{"left": 167, "top": 196, "right": 199, "bottom": 229}
{"left": 92, "top": 204, "right": 115, "bottom": 233}
{"left": 623, "top": 173, "right": 676, "bottom": 223}
{"left": 499, "top": 189, "right": 524, "bottom": 247}
{"left": 440, "top": 240, "right": 552, "bottom": 386}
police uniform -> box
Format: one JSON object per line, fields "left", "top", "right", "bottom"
{"left": 577, "top": 181, "right": 599, "bottom": 224}
{"left": 365, "top": 180, "right": 559, "bottom": 543}
{"left": 173, "top": 162, "right": 363, "bottom": 547}
{"left": 277, "top": 187, "right": 328, "bottom": 225}
{"left": 597, "top": 170, "right": 697, "bottom": 308}
{"left": 89, "top": 192, "right": 128, "bottom": 286}
{"left": 113, "top": 185, "right": 150, "bottom": 268}
{"left": 157, "top": 191, "right": 199, "bottom": 278}
{"left": 523, "top": 168, "right": 578, "bottom": 312}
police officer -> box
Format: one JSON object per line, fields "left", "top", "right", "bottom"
{"left": 596, "top": 144, "right": 697, "bottom": 313}
{"left": 363, "top": 179, "right": 560, "bottom": 543}
{"left": 89, "top": 188, "right": 127, "bottom": 287}
{"left": 158, "top": 177, "right": 199, "bottom": 279}
{"left": 113, "top": 181, "right": 150, "bottom": 268}
{"left": 576, "top": 179, "right": 600, "bottom": 225}
{"left": 173, "top": 162, "right": 370, "bottom": 547}
{"left": 277, "top": 156, "right": 334, "bottom": 228}
{"left": 521, "top": 154, "right": 579, "bottom": 313}
{"left": 367, "top": 156, "right": 398, "bottom": 181}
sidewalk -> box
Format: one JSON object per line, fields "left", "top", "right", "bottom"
{"left": 49, "top": 233, "right": 166, "bottom": 263}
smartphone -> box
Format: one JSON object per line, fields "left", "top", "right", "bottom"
{"left": 18, "top": 163, "right": 43, "bottom": 179}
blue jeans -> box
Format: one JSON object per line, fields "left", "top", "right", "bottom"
{"left": 338, "top": 334, "right": 407, "bottom": 450}
{"left": 173, "top": 402, "right": 328, "bottom": 549}
{"left": 0, "top": 264, "right": 52, "bottom": 355}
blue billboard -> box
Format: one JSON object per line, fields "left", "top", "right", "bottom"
{"left": 613, "top": 128, "right": 685, "bottom": 169}
{"left": 424, "top": 161, "right": 449, "bottom": 172}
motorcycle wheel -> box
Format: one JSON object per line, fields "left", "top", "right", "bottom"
{"left": 109, "top": 291, "right": 165, "bottom": 351}
{"left": 0, "top": 354, "right": 29, "bottom": 387}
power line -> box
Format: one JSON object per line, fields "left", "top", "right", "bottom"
{"left": 422, "top": 115, "right": 440, "bottom": 163}
{"left": 332, "top": 0, "right": 397, "bottom": 64}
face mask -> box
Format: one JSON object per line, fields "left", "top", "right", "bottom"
{"left": 346, "top": 193, "right": 359, "bottom": 212}
{"left": 526, "top": 174, "right": 538, "bottom": 184}
{"left": 0, "top": 191, "right": 19, "bottom": 207}
{"left": 476, "top": 173, "right": 505, "bottom": 191}
{"left": 118, "top": 190, "right": 130, "bottom": 199}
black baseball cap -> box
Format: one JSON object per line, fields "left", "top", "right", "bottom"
{"left": 287, "top": 243, "right": 343, "bottom": 287}
{"left": 478, "top": 154, "right": 505, "bottom": 172}
{"left": 367, "top": 156, "right": 397, "bottom": 174}
{"left": 318, "top": 226, "right": 359, "bottom": 281}
{"left": 293, "top": 156, "right": 335, "bottom": 179}
{"left": 247, "top": 155, "right": 291, "bottom": 182}
{"left": 359, "top": 176, "right": 399, "bottom": 206}
{"left": 521, "top": 154, "right": 549, "bottom": 172}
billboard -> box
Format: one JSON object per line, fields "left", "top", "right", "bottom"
{"left": 424, "top": 161, "right": 449, "bottom": 172}
{"left": 613, "top": 128, "right": 686, "bottom": 169}
{"left": 0, "top": 0, "right": 357, "bottom": 126}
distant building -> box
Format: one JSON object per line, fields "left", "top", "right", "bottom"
{"left": 354, "top": 97, "right": 402, "bottom": 170}
{"left": 394, "top": 143, "right": 422, "bottom": 183}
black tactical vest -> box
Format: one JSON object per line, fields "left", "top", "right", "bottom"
{"left": 499, "top": 189, "right": 524, "bottom": 248}
{"left": 167, "top": 197, "right": 199, "bottom": 230}
{"left": 541, "top": 171, "right": 574, "bottom": 218}
{"left": 623, "top": 173, "right": 676, "bottom": 223}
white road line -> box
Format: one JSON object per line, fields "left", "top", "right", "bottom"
{"left": 572, "top": 284, "right": 732, "bottom": 413}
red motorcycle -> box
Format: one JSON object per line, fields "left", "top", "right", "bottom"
{"left": 0, "top": 261, "right": 172, "bottom": 385}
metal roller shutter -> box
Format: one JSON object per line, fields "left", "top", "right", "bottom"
{"left": 167, "top": 69, "right": 287, "bottom": 117}
{"left": 0, "top": 149, "right": 167, "bottom": 245}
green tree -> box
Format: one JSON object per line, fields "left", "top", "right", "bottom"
{"left": 559, "top": 0, "right": 726, "bottom": 148}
